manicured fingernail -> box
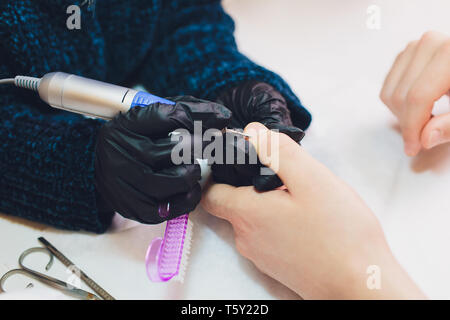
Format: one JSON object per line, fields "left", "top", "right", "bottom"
{"left": 427, "top": 129, "right": 442, "bottom": 149}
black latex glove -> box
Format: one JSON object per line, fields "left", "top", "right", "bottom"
{"left": 95, "top": 96, "right": 232, "bottom": 224}
{"left": 214, "top": 81, "right": 305, "bottom": 191}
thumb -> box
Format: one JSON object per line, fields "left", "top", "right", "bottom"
{"left": 244, "top": 122, "right": 307, "bottom": 197}
{"left": 421, "top": 112, "right": 450, "bottom": 149}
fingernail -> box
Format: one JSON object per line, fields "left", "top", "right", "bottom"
{"left": 404, "top": 143, "right": 419, "bottom": 157}
{"left": 427, "top": 129, "right": 442, "bottom": 149}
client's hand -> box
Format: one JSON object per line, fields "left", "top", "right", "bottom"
{"left": 95, "top": 96, "right": 231, "bottom": 224}
{"left": 380, "top": 31, "right": 450, "bottom": 156}
{"left": 202, "top": 122, "right": 425, "bottom": 299}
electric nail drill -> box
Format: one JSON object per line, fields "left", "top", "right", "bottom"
{"left": 6, "top": 72, "right": 175, "bottom": 118}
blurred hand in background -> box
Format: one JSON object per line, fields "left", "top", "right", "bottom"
{"left": 380, "top": 31, "right": 450, "bottom": 156}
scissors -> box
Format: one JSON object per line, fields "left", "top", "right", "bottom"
{"left": 0, "top": 237, "right": 114, "bottom": 300}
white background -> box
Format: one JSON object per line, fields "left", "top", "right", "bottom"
{"left": 1, "top": 0, "right": 450, "bottom": 299}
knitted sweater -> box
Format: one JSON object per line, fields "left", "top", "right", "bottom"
{"left": 0, "top": 0, "right": 311, "bottom": 233}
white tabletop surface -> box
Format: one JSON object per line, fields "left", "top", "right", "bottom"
{"left": 1, "top": 0, "right": 450, "bottom": 299}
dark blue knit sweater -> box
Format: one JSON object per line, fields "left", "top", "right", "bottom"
{"left": 0, "top": 0, "right": 311, "bottom": 233}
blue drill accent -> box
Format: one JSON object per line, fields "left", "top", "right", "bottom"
{"left": 131, "top": 91, "right": 175, "bottom": 108}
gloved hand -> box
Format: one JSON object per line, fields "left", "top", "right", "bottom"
{"left": 95, "top": 96, "right": 232, "bottom": 224}
{"left": 213, "top": 81, "right": 305, "bottom": 191}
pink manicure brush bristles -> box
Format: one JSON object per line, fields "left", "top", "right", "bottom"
{"left": 144, "top": 129, "right": 248, "bottom": 282}
{"left": 145, "top": 207, "right": 193, "bottom": 283}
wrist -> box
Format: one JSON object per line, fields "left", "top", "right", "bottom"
{"left": 330, "top": 243, "right": 426, "bottom": 300}
{"left": 290, "top": 234, "right": 427, "bottom": 299}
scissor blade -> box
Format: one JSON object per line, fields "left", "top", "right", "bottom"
{"left": 223, "top": 128, "right": 251, "bottom": 138}
{"left": 69, "top": 287, "right": 101, "bottom": 300}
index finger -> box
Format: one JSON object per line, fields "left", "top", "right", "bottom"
{"left": 201, "top": 181, "right": 291, "bottom": 223}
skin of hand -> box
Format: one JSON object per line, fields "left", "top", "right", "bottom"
{"left": 201, "top": 122, "right": 426, "bottom": 299}
{"left": 380, "top": 31, "right": 450, "bottom": 156}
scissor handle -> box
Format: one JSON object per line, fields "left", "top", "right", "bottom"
{"left": 0, "top": 247, "right": 100, "bottom": 300}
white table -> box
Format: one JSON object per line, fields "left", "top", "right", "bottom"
{"left": 1, "top": 0, "right": 450, "bottom": 299}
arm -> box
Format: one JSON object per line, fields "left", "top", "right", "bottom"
{"left": 0, "top": 1, "right": 116, "bottom": 233}
{"left": 138, "top": 0, "right": 311, "bottom": 130}
{"left": 0, "top": 92, "right": 114, "bottom": 233}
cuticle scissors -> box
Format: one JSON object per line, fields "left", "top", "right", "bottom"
{"left": 0, "top": 237, "right": 111, "bottom": 300}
